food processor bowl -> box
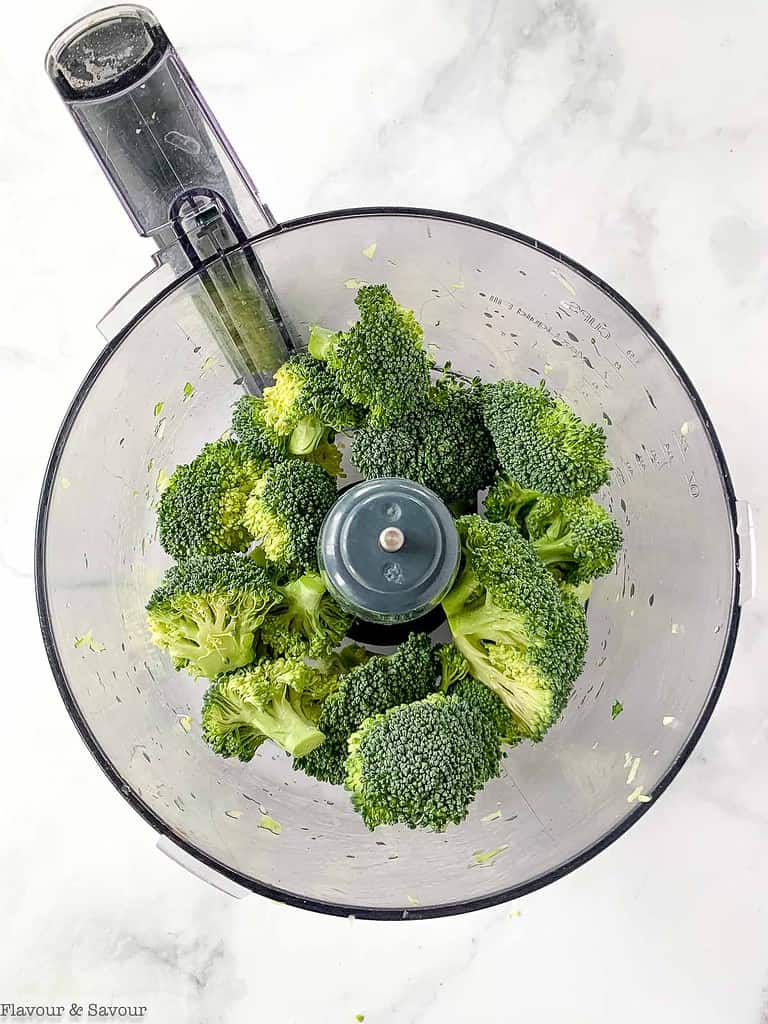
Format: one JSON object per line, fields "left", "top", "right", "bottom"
{"left": 36, "top": 5, "right": 752, "bottom": 918}
{"left": 36, "top": 208, "right": 749, "bottom": 917}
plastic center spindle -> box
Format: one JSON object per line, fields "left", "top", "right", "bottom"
{"left": 318, "top": 478, "right": 461, "bottom": 625}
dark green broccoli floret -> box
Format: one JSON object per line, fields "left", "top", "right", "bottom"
{"left": 231, "top": 394, "right": 288, "bottom": 465}
{"left": 262, "top": 572, "right": 352, "bottom": 658}
{"left": 261, "top": 353, "right": 362, "bottom": 455}
{"left": 308, "top": 284, "right": 431, "bottom": 426}
{"left": 442, "top": 516, "right": 587, "bottom": 741}
{"left": 351, "top": 377, "right": 498, "bottom": 509}
{"left": 345, "top": 692, "right": 502, "bottom": 830}
{"left": 484, "top": 476, "right": 541, "bottom": 528}
{"left": 157, "top": 439, "right": 264, "bottom": 560}
{"left": 295, "top": 632, "right": 439, "bottom": 785}
{"left": 244, "top": 460, "right": 338, "bottom": 571}
{"left": 524, "top": 494, "right": 623, "bottom": 584}
{"left": 482, "top": 381, "right": 611, "bottom": 497}
{"left": 201, "top": 658, "right": 327, "bottom": 760}
{"left": 146, "top": 553, "right": 280, "bottom": 678}
{"left": 437, "top": 644, "right": 522, "bottom": 745}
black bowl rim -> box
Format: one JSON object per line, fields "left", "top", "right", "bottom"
{"left": 34, "top": 205, "right": 742, "bottom": 920}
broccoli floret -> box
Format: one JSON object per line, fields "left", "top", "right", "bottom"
{"left": 295, "top": 632, "right": 439, "bottom": 785}
{"left": 308, "top": 284, "right": 431, "bottom": 426}
{"left": 524, "top": 494, "right": 623, "bottom": 583}
{"left": 231, "top": 394, "right": 288, "bottom": 465}
{"left": 437, "top": 644, "right": 522, "bottom": 746}
{"left": 351, "top": 377, "right": 498, "bottom": 509}
{"left": 345, "top": 692, "right": 502, "bottom": 830}
{"left": 244, "top": 460, "right": 338, "bottom": 571}
{"left": 157, "top": 440, "right": 263, "bottom": 560}
{"left": 201, "top": 658, "right": 327, "bottom": 759}
{"left": 442, "top": 516, "right": 587, "bottom": 741}
{"left": 484, "top": 476, "right": 540, "bottom": 528}
{"left": 261, "top": 353, "right": 362, "bottom": 455}
{"left": 262, "top": 572, "right": 352, "bottom": 658}
{"left": 146, "top": 553, "right": 280, "bottom": 678}
{"left": 482, "top": 381, "right": 611, "bottom": 497}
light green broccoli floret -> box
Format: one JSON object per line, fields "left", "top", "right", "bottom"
{"left": 442, "top": 516, "right": 587, "bottom": 741}
{"left": 201, "top": 657, "right": 328, "bottom": 760}
{"left": 261, "top": 572, "right": 352, "bottom": 658}
{"left": 524, "top": 494, "right": 623, "bottom": 584}
{"left": 146, "top": 553, "right": 280, "bottom": 678}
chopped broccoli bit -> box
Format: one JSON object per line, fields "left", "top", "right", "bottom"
{"left": 296, "top": 632, "right": 438, "bottom": 785}
{"left": 259, "top": 815, "right": 282, "bottom": 835}
{"left": 345, "top": 692, "right": 502, "bottom": 830}
{"left": 244, "top": 460, "right": 337, "bottom": 572}
{"left": 482, "top": 381, "right": 611, "bottom": 496}
{"left": 309, "top": 284, "right": 431, "bottom": 426}
{"left": 74, "top": 630, "right": 106, "bottom": 653}
{"left": 201, "top": 658, "right": 328, "bottom": 759}
{"left": 157, "top": 439, "right": 263, "bottom": 560}
{"left": 146, "top": 554, "right": 280, "bottom": 678}
{"left": 611, "top": 700, "right": 624, "bottom": 719}
{"left": 472, "top": 845, "right": 509, "bottom": 865}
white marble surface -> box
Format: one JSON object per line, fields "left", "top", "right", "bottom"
{"left": 1, "top": 0, "right": 767, "bottom": 1020}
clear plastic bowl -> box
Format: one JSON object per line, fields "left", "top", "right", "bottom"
{"left": 35, "top": 208, "right": 743, "bottom": 918}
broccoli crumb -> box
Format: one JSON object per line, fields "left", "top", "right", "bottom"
{"left": 178, "top": 716, "right": 193, "bottom": 733}
{"left": 259, "top": 815, "right": 282, "bottom": 835}
{"left": 74, "top": 631, "right": 106, "bottom": 653}
{"left": 611, "top": 700, "right": 623, "bottom": 719}
{"left": 362, "top": 243, "right": 377, "bottom": 260}
{"left": 225, "top": 809, "right": 242, "bottom": 820}
{"left": 183, "top": 381, "right": 195, "bottom": 400}
{"left": 355, "top": 1015, "right": 365, "bottom": 1022}
{"left": 472, "top": 845, "right": 509, "bottom": 866}
{"left": 153, "top": 401, "right": 164, "bottom": 417}
{"left": 481, "top": 810, "right": 502, "bottom": 823}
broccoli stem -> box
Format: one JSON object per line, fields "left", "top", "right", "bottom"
{"left": 247, "top": 691, "right": 325, "bottom": 757}
{"left": 531, "top": 535, "right": 575, "bottom": 566}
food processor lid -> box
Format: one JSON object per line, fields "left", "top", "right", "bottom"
{"left": 319, "top": 479, "right": 460, "bottom": 624}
